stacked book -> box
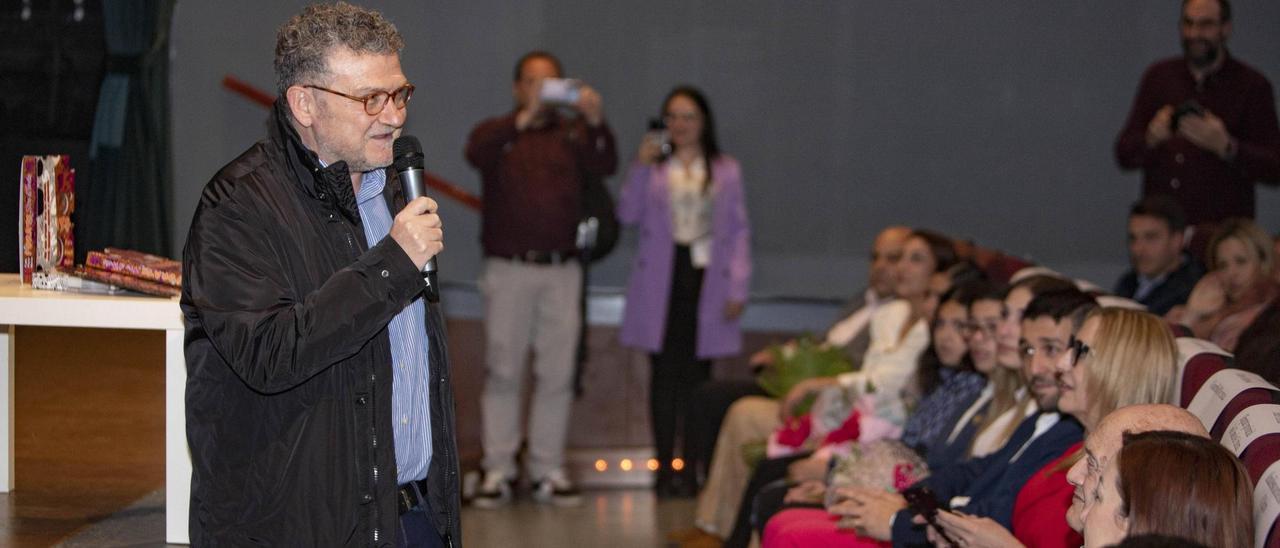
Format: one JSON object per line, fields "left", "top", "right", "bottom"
{"left": 76, "top": 248, "right": 182, "bottom": 297}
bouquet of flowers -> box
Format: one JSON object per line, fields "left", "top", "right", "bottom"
{"left": 765, "top": 382, "right": 904, "bottom": 459}
{"left": 756, "top": 336, "right": 854, "bottom": 416}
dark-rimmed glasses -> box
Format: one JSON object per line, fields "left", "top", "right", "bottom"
{"left": 1066, "top": 335, "right": 1092, "bottom": 367}
{"left": 305, "top": 83, "right": 415, "bottom": 115}
{"left": 1018, "top": 340, "right": 1067, "bottom": 364}
{"left": 961, "top": 320, "right": 999, "bottom": 338}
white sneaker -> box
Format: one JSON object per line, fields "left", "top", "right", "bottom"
{"left": 471, "top": 471, "right": 515, "bottom": 509}
{"left": 531, "top": 469, "right": 582, "bottom": 507}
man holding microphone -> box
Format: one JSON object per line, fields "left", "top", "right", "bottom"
{"left": 182, "top": 3, "right": 458, "bottom": 546}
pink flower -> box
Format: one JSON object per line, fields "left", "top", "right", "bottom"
{"left": 822, "top": 410, "right": 863, "bottom": 445}
{"left": 893, "top": 463, "right": 920, "bottom": 492}
{"left": 775, "top": 415, "right": 812, "bottom": 448}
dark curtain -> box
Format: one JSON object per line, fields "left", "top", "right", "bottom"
{"left": 83, "top": 0, "right": 176, "bottom": 258}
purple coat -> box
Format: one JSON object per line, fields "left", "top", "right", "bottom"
{"left": 616, "top": 155, "right": 752, "bottom": 359}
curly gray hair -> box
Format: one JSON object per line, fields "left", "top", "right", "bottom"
{"left": 274, "top": 2, "right": 404, "bottom": 96}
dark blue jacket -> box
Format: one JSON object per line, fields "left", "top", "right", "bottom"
{"left": 892, "top": 412, "right": 1083, "bottom": 547}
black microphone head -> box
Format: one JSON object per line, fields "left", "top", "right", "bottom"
{"left": 393, "top": 135, "right": 424, "bottom": 171}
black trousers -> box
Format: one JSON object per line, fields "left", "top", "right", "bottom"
{"left": 725, "top": 452, "right": 812, "bottom": 548}
{"left": 748, "top": 481, "right": 824, "bottom": 543}
{"left": 650, "top": 245, "right": 712, "bottom": 469}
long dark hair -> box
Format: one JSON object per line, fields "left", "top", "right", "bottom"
{"left": 909, "top": 229, "right": 959, "bottom": 274}
{"left": 662, "top": 85, "right": 720, "bottom": 192}
{"left": 916, "top": 280, "right": 985, "bottom": 396}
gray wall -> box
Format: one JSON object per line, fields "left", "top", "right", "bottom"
{"left": 171, "top": 1, "right": 1280, "bottom": 300}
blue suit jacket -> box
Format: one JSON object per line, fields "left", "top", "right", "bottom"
{"left": 891, "top": 412, "right": 1084, "bottom": 547}
{"left": 924, "top": 397, "right": 991, "bottom": 471}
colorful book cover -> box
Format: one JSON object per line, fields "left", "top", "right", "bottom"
{"left": 18, "top": 155, "right": 75, "bottom": 284}
{"left": 75, "top": 266, "right": 181, "bottom": 298}
{"left": 86, "top": 248, "right": 182, "bottom": 287}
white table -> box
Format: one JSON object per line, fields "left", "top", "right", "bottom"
{"left": 0, "top": 274, "right": 190, "bottom": 544}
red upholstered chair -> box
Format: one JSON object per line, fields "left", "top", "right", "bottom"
{"left": 1231, "top": 427, "right": 1280, "bottom": 547}
{"left": 1177, "top": 337, "right": 1280, "bottom": 547}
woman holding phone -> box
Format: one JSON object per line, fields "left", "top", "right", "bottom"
{"left": 617, "top": 85, "right": 752, "bottom": 497}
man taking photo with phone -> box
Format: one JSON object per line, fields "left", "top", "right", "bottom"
{"left": 464, "top": 50, "right": 618, "bottom": 509}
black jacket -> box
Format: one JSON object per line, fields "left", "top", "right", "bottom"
{"left": 1113, "top": 253, "right": 1206, "bottom": 316}
{"left": 181, "top": 103, "right": 460, "bottom": 546}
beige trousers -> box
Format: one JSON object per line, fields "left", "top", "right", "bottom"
{"left": 479, "top": 257, "right": 582, "bottom": 479}
{"left": 695, "top": 396, "right": 781, "bottom": 536}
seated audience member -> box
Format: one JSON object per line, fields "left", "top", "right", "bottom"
{"left": 929, "top": 404, "right": 1207, "bottom": 547}
{"left": 760, "top": 289, "right": 1100, "bottom": 547}
{"left": 681, "top": 226, "right": 909, "bottom": 490}
{"left": 717, "top": 280, "right": 989, "bottom": 548}
{"left": 747, "top": 276, "right": 1075, "bottom": 545}
{"left": 927, "top": 308, "right": 1180, "bottom": 548}
{"left": 678, "top": 230, "right": 955, "bottom": 545}
{"left": 1168, "top": 217, "right": 1278, "bottom": 351}
{"left": 1082, "top": 430, "right": 1252, "bottom": 548}
{"left": 1235, "top": 294, "right": 1280, "bottom": 383}
{"left": 1112, "top": 196, "right": 1204, "bottom": 315}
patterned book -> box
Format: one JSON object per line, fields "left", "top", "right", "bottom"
{"left": 85, "top": 248, "right": 181, "bottom": 287}
{"left": 75, "top": 266, "right": 181, "bottom": 297}
{"left": 19, "top": 155, "right": 75, "bottom": 283}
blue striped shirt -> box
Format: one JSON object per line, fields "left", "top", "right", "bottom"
{"left": 353, "top": 168, "right": 432, "bottom": 484}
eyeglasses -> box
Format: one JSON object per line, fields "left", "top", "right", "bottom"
{"left": 932, "top": 318, "right": 968, "bottom": 333}
{"left": 962, "top": 320, "right": 999, "bottom": 338}
{"left": 305, "top": 83, "right": 415, "bottom": 115}
{"left": 1018, "top": 340, "right": 1068, "bottom": 363}
{"left": 1066, "top": 335, "right": 1092, "bottom": 367}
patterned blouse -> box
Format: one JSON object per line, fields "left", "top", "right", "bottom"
{"left": 900, "top": 368, "right": 987, "bottom": 453}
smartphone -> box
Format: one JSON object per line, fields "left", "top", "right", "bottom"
{"left": 1171, "top": 99, "right": 1206, "bottom": 131}
{"left": 538, "top": 78, "right": 581, "bottom": 106}
{"left": 647, "top": 117, "right": 672, "bottom": 159}
{"left": 902, "top": 486, "right": 958, "bottom": 547}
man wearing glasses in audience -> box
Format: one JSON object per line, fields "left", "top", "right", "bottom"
{"left": 182, "top": 4, "right": 458, "bottom": 546}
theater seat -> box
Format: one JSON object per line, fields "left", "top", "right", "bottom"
{"left": 1223, "top": 409, "right": 1280, "bottom": 548}
{"left": 1178, "top": 337, "right": 1280, "bottom": 547}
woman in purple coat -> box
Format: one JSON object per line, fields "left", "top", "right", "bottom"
{"left": 617, "top": 85, "right": 752, "bottom": 496}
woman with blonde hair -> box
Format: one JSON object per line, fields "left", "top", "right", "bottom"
{"left": 1168, "top": 217, "right": 1278, "bottom": 351}
{"left": 1058, "top": 307, "right": 1177, "bottom": 430}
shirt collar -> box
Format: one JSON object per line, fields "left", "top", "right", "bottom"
{"left": 317, "top": 158, "right": 386, "bottom": 206}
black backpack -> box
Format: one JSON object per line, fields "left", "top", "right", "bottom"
{"left": 576, "top": 176, "right": 619, "bottom": 263}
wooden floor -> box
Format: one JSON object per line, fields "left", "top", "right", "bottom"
{"left": 0, "top": 326, "right": 166, "bottom": 546}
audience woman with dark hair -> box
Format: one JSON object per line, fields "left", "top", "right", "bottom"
{"left": 617, "top": 85, "right": 751, "bottom": 496}
{"left": 1083, "top": 430, "right": 1253, "bottom": 548}
{"left": 676, "top": 229, "right": 953, "bottom": 546}
{"left": 725, "top": 280, "right": 992, "bottom": 548}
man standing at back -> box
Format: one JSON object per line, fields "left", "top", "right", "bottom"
{"left": 465, "top": 51, "right": 618, "bottom": 508}
{"left": 1114, "top": 0, "right": 1280, "bottom": 228}
{"left": 183, "top": 3, "right": 458, "bottom": 546}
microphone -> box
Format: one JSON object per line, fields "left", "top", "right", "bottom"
{"left": 392, "top": 135, "right": 440, "bottom": 303}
